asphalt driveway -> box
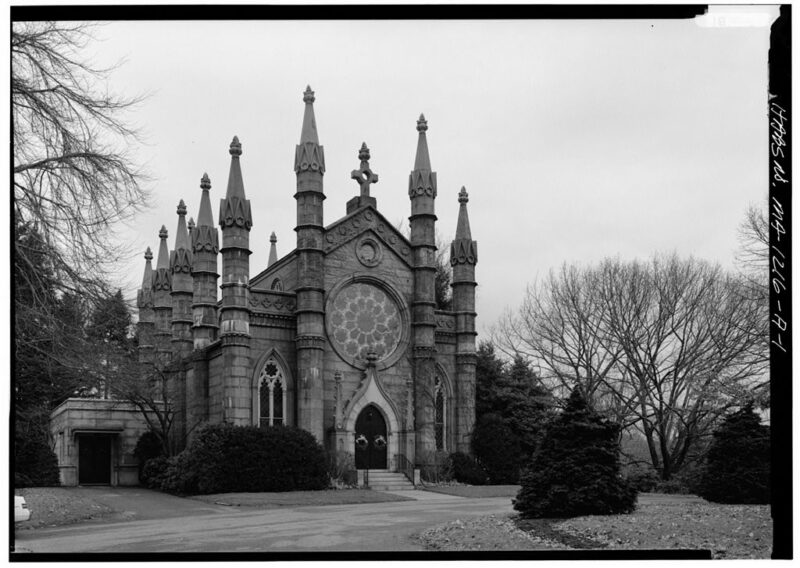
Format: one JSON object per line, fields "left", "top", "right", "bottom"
{"left": 13, "top": 487, "right": 515, "bottom": 553}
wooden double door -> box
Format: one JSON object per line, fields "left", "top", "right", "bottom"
{"left": 354, "top": 405, "right": 387, "bottom": 469}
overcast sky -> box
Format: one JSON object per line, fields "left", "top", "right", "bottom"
{"left": 85, "top": 8, "right": 776, "bottom": 335}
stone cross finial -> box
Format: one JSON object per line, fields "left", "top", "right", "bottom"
{"left": 144, "top": 247, "right": 153, "bottom": 261}
{"left": 229, "top": 136, "right": 242, "bottom": 157}
{"left": 351, "top": 142, "right": 379, "bottom": 198}
{"left": 416, "top": 113, "right": 428, "bottom": 132}
{"left": 303, "top": 85, "right": 315, "bottom": 104}
{"left": 200, "top": 173, "right": 211, "bottom": 190}
{"left": 458, "top": 186, "right": 469, "bottom": 203}
{"left": 177, "top": 199, "right": 187, "bottom": 216}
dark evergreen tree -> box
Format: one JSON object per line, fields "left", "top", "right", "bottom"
{"left": 475, "top": 341, "right": 507, "bottom": 419}
{"left": 15, "top": 431, "right": 60, "bottom": 487}
{"left": 15, "top": 221, "right": 93, "bottom": 437}
{"left": 471, "top": 413, "right": 523, "bottom": 483}
{"left": 474, "top": 344, "right": 552, "bottom": 478}
{"left": 698, "top": 404, "right": 770, "bottom": 504}
{"left": 514, "top": 388, "right": 637, "bottom": 518}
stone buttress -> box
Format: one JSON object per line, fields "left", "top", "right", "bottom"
{"left": 450, "top": 187, "right": 478, "bottom": 452}
{"left": 152, "top": 226, "right": 173, "bottom": 367}
{"left": 188, "top": 173, "right": 220, "bottom": 430}
{"left": 136, "top": 247, "right": 155, "bottom": 367}
{"left": 409, "top": 114, "right": 439, "bottom": 458}
{"left": 218, "top": 137, "right": 253, "bottom": 424}
{"left": 191, "top": 173, "right": 220, "bottom": 349}
{"left": 294, "top": 86, "right": 326, "bottom": 442}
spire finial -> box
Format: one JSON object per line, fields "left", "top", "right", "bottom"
{"left": 200, "top": 173, "right": 211, "bottom": 190}
{"left": 144, "top": 246, "right": 153, "bottom": 261}
{"left": 188, "top": 217, "right": 195, "bottom": 231}
{"left": 303, "top": 85, "right": 315, "bottom": 104}
{"left": 177, "top": 199, "right": 187, "bottom": 216}
{"left": 229, "top": 136, "right": 242, "bottom": 157}
{"left": 454, "top": 186, "right": 473, "bottom": 243}
{"left": 351, "top": 142, "right": 379, "bottom": 198}
{"left": 416, "top": 113, "right": 428, "bottom": 132}
{"left": 268, "top": 230, "right": 278, "bottom": 267}
{"left": 156, "top": 226, "right": 170, "bottom": 270}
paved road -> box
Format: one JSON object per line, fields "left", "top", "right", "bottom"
{"left": 14, "top": 489, "right": 515, "bottom": 553}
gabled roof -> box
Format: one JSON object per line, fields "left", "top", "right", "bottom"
{"left": 322, "top": 204, "right": 413, "bottom": 267}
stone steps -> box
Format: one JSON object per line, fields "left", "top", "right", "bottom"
{"left": 363, "top": 470, "right": 416, "bottom": 491}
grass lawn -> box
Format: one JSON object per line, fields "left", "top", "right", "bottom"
{"left": 15, "top": 488, "right": 115, "bottom": 529}
{"left": 422, "top": 484, "right": 519, "bottom": 498}
{"left": 190, "top": 489, "right": 414, "bottom": 508}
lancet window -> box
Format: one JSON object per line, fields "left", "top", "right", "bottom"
{"left": 434, "top": 375, "right": 446, "bottom": 451}
{"left": 259, "top": 357, "right": 286, "bottom": 427}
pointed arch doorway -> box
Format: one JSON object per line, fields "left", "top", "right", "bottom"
{"left": 354, "top": 405, "right": 387, "bottom": 469}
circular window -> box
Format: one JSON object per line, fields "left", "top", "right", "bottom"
{"left": 327, "top": 279, "right": 408, "bottom": 369}
{"left": 356, "top": 236, "right": 383, "bottom": 268}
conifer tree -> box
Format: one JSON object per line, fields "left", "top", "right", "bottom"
{"left": 698, "top": 404, "right": 770, "bottom": 504}
{"left": 514, "top": 388, "right": 636, "bottom": 518}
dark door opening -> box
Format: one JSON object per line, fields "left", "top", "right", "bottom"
{"left": 78, "top": 434, "right": 112, "bottom": 484}
{"left": 354, "top": 405, "right": 387, "bottom": 469}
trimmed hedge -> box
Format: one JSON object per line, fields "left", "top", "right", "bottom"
{"left": 449, "top": 452, "right": 488, "bottom": 485}
{"left": 153, "top": 424, "right": 329, "bottom": 495}
{"left": 15, "top": 432, "right": 60, "bottom": 487}
{"left": 514, "top": 389, "right": 636, "bottom": 518}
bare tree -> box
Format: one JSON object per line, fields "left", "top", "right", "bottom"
{"left": 13, "top": 21, "right": 149, "bottom": 353}
{"left": 494, "top": 264, "right": 627, "bottom": 422}
{"left": 495, "top": 254, "right": 769, "bottom": 479}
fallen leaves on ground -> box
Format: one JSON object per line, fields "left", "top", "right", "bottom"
{"left": 416, "top": 497, "right": 772, "bottom": 558}
{"left": 415, "top": 514, "right": 569, "bottom": 551}
{"left": 555, "top": 501, "right": 771, "bottom": 559}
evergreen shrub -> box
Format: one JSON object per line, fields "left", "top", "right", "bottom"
{"left": 140, "top": 455, "right": 170, "bottom": 489}
{"left": 698, "top": 405, "right": 770, "bottom": 504}
{"left": 327, "top": 450, "right": 357, "bottom": 488}
{"left": 623, "top": 464, "right": 659, "bottom": 493}
{"left": 514, "top": 388, "right": 636, "bottom": 518}
{"left": 448, "top": 452, "right": 488, "bottom": 485}
{"left": 419, "top": 450, "right": 453, "bottom": 484}
{"left": 159, "top": 424, "right": 329, "bottom": 495}
{"left": 472, "top": 413, "right": 524, "bottom": 484}
{"left": 133, "top": 431, "right": 164, "bottom": 480}
{"left": 14, "top": 432, "right": 60, "bottom": 487}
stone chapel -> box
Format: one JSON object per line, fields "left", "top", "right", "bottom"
{"left": 51, "top": 87, "right": 478, "bottom": 485}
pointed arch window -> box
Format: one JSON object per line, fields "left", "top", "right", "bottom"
{"left": 259, "top": 357, "right": 286, "bottom": 427}
{"left": 271, "top": 278, "right": 283, "bottom": 291}
{"left": 434, "top": 375, "right": 446, "bottom": 451}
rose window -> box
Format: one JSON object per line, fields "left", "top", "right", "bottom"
{"left": 328, "top": 282, "right": 402, "bottom": 363}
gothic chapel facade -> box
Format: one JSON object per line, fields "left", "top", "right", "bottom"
{"left": 134, "top": 87, "right": 478, "bottom": 475}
